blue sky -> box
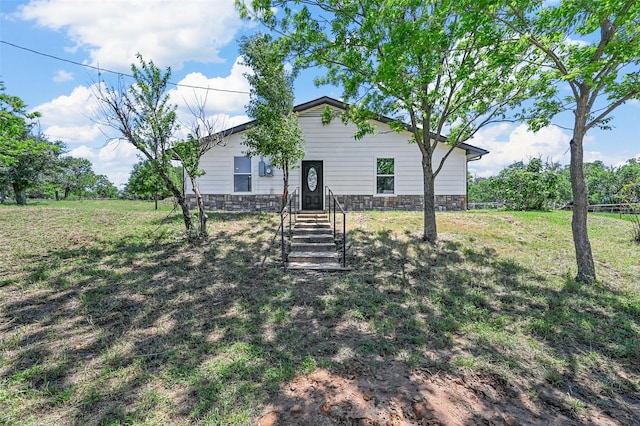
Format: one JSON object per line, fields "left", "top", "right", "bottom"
{"left": 1, "top": 0, "right": 638, "bottom": 187}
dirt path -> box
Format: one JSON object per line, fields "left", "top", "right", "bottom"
{"left": 257, "top": 361, "right": 634, "bottom": 425}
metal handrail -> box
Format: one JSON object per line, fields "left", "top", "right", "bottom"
{"left": 280, "top": 187, "right": 299, "bottom": 267}
{"left": 325, "top": 186, "right": 347, "bottom": 267}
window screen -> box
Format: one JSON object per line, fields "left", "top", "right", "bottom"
{"left": 234, "top": 157, "right": 251, "bottom": 192}
{"left": 376, "top": 158, "right": 394, "bottom": 194}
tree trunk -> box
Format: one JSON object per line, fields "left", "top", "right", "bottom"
{"left": 281, "top": 161, "right": 289, "bottom": 211}
{"left": 64, "top": 187, "right": 70, "bottom": 199}
{"left": 13, "top": 183, "right": 26, "bottom": 206}
{"left": 176, "top": 192, "right": 194, "bottom": 232}
{"left": 152, "top": 163, "right": 194, "bottom": 234}
{"left": 54, "top": 190, "right": 60, "bottom": 201}
{"left": 422, "top": 156, "right": 437, "bottom": 243}
{"left": 154, "top": 193, "right": 158, "bottom": 210}
{"left": 1, "top": 187, "right": 5, "bottom": 204}
{"left": 570, "top": 129, "right": 596, "bottom": 283}
{"left": 190, "top": 177, "right": 208, "bottom": 238}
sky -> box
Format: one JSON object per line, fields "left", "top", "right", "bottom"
{"left": 1, "top": 0, "right": 639, "bottom": 188}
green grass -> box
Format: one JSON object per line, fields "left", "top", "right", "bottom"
{"left": 0, "top": 200, "right": 638, "bottom": 424}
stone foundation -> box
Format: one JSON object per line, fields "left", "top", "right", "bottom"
{"left": 189, "top": 194, "right": 282, "bottom": 212}
{"left": 329, "top": 194, "right": 467, "bottom": 211}
{"left": 190, "top": 194, "right": 467, "bottom": 212}
{"left": 435, "top": 195, "right": 468, "bottom": 211}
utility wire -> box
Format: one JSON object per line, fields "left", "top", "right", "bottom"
{"left": 1, "top": 40, "right": 250, "bottom": 94}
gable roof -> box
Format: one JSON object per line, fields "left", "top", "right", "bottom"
{"left": 217, "top": 96, "right": 489, "bottom": 160}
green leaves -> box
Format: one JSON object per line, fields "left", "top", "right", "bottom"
{"left": 125, "top": 160, "right": 181, "bottom": 200}
{"left": 498, "top": 0, "right": 640, "bottom": 131}
{"left": 239, "top": 33, "right": 305, "bottom": 177}
{"left": 0, "top": 84, "right": 46, "bottom": 168}
{"left": 492, "top": 158, "right": 565, "bottom": 210}
{"left": 126, "top": 55, "right": 179, "bottom": 163}
{"left": 236, "top": 0, "right": 546, "bottom": 241}
{"left": 173, "top": 136, "right": 206, "bottom": 180}
{"left": 95, "top": 54, "right": 198, "bottom": 232}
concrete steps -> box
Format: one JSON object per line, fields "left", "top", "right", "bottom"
{"left": 285, "top": 212, "right": 348, "bottom": 270}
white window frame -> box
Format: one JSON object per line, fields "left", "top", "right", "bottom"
{"left": 233, "top": 156, "right": 252, "bottom": 193}
{"left": 375, "top": 157, "right": 395, "bottom": 196}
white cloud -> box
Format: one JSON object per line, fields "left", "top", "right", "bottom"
{"left": 583, "top": 150, "right": 638, "bottom": 169}
{"left": 34, "top": 84, "right": 138, "bottom": 185}
{"left": 31, "top": 54, "right": 252, "bottom": 186}
{"left": 69, "top": 140, "right": 140, "bottom": 187}
{"left": 44, "top": 124, "right": 103, "bottom": 146}
{"left": 53, "top": 70, "right": 74, "bottom": 82}
{"left": 34, "top": 80, "right": 251, "bottom": 186}
{"left": 36, "top": 85, "right": 96, "bottom": 127}
{"left": 467, "top": 123, "right": 639, "bottom": 177}
{"left": 18, "top": 0, "right": 244, "bottom": 71}
{"left": 468, "top": 123, "right": 571, "bottom": 177}
{"left": 170, "top": 57, "right": 251, "bottom": 123}
{"left": 565, "top": 37, "right": 589, "bottom": 48}
{"left": 34, "top": 85, "right": 104, "bottom": 144}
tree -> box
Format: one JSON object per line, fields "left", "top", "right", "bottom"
{"left": 125, "top": 160, "right": 178, "bottom": 206}
{"left": 172, "top": 136, "right": 212, "bottom": 236}
{"left": 1, "top": 83, "right": 50, "bottom": 204}
{"left": 0, "top": 137, "right": 61, "bottom": 205}
{"left": 495, "top": 158, "right": 563, "bottom": 210}
{"left": 95, "top": 55, "right": 195, "bottom": 233}
{"left": 0, "top": 83, "right": 46, "bottom": 168}
{"left": 584, "top": 161, "right": 617, "bottom": 205}
{"left": 468, "top": 174, "right": 503, "bottom": 204}
{"left": 615, "top": 158, "right": 640, "bottom": 202}
{"left": 56, "top": 157, "right": 96, "bottom": 199}
{"left": 91, "top": 174, "right": 118, "bottom": 199}
{"left": 172, "top": 94, "right": 227, "bottom": 238}
{"left": 238, "top": 0, "right": 543, "bottom": 242}
{"left": 487, "top": 1, "right": 640, "bottom": 282}
{"left": 468, "top": 176, "right": 492, "bottom": 203}
{"left": 238, "top": 33, "right": 305, "bottom": 210}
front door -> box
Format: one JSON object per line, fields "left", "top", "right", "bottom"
{"left": 302, "top": 160, "right": 323, "bottom": 210}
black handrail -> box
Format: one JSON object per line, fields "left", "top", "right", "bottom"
{"left": 280, "top": 187, "right": 299, "bottom": 267}
{"left": 325, "top": 186, "right": 347, "bottom": 268}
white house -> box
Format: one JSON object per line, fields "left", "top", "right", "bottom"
{"left": 188, "top": 96, "right": 488, "bottom": 212}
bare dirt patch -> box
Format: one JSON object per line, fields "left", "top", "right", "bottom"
{"left": 258, "top": 363, "right": 631, "bottom": 425}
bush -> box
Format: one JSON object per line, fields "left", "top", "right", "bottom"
{"left": 498, "top": 158, "right": 563, "bottom": 211}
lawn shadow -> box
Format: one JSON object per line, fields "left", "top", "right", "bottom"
{"left": 253, "top": 226, "right": 638, "bottom": 424}
{"left": 1, "top": 213, "right": 638, "bottom": 424}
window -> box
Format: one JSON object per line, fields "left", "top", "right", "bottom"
{"left": 376, "top": 158, "right": 394, "bottom": 194}
{"left": 234, "top": 156, "right": 251, "bottom": 192}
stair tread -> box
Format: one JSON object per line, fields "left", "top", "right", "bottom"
{"left": 288, "top": 251, "right": 338, "bottom": 257}
{"left": 292, "top": 230, "right": 333, "bottom": 235}
{"left": 285, "top": 262, "right": 351, "bottom": 271}
{"left": 291, "top": 242, "right": 336, "bottom": 246}
{"left": 291, "top": 237, "right": 334, "bottom": 241}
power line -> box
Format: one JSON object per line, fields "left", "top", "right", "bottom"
{"left": 1, "top": 40, "right": 249, "bottom": 95}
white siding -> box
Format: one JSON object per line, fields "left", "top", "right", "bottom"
{"left": 187, "top": 132, "right": 285, "bottom": 196}
{"left": 298, "top": 106, "right": 467, "bottom": 196}
{"left": 192, "top": 104, "right": 468, "bottom": 197}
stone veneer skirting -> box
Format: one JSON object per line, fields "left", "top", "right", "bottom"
{"left": 189, "top": 193, "right": 467, "bottom": 212}
{"left": 191, "top": 194, "right": 282, "bottom": 212}
{"left": 330, "top": 194, "right": 467, "bottom": 211}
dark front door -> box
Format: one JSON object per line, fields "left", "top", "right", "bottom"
{"left": 302, "top": 160, "right": 323, "bottom": 210}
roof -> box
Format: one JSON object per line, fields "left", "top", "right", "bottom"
{"left": 213, "top": 96, "right": 489, "bottom": 160}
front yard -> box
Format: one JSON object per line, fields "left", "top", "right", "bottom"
{"left": 1, "top": 201, "right": 638, "bottom": 424}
